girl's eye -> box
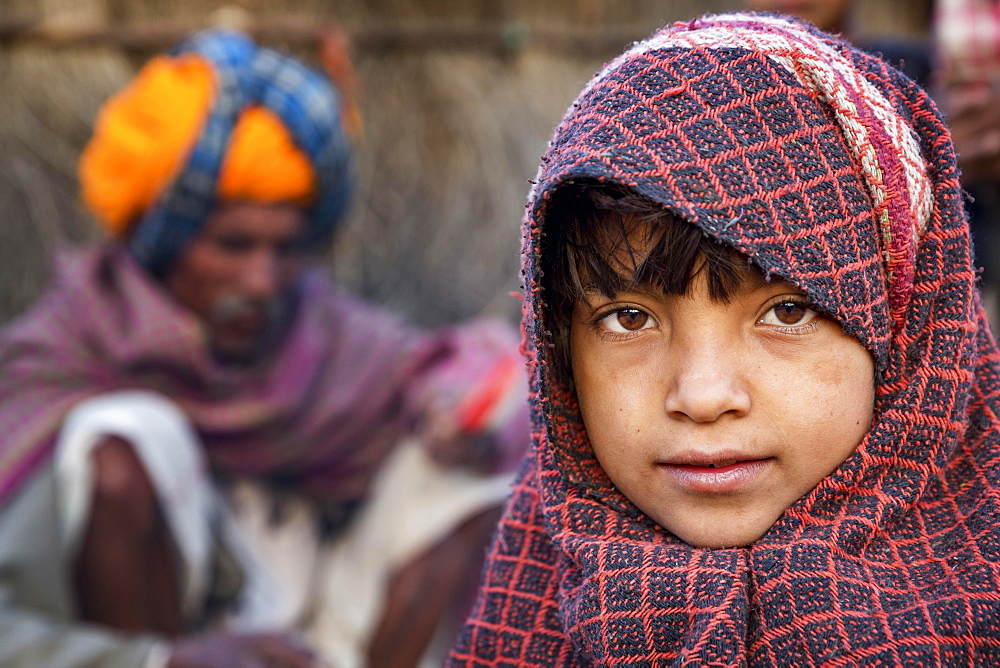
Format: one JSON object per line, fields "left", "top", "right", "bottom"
{"left": 599, "top": 308, "right": 655, "bottom": 333}
{"left": 761, "top": 301, "right": 817, "bottom": 327}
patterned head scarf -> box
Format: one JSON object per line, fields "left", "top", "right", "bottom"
{"left": 452, "top": 12, "right": 1000, "bottom": 665}
{"left": 79, "top": 30, "right": 353, "bottom": 276}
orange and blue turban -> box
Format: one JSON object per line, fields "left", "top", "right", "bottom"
{"left": 79, "top": 30, "right": 353, "bottom": 276}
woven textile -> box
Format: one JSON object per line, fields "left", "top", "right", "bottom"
{"left": 125, "top": 30, "right": 352, "bottom": 277}
{"left": 450, "top": 12, "right": 1000, "bottom": 666}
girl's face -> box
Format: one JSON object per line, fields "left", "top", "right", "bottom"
{"left": 569, "top": 230, "right": 874, "bottom": 548}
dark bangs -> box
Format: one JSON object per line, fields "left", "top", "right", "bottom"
{"left": 541, "top": 184, "right": 753, "bottom": 381}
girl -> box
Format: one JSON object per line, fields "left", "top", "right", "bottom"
{"left": 451, "top": 12, "right": 1000, "bottom": 665}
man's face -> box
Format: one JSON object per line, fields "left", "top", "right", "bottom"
{"left": 165, "top": 202, "right": 308, "bottom": 363}
{"left": 569, "top": 230, "right": 874, "bottom": 548}
{"left": 743, "top": 0, "right": 852, "bottom": 33}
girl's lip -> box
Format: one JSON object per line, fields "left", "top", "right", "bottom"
{"left": 658, "top": 458, "right": 773, "bottom": 494}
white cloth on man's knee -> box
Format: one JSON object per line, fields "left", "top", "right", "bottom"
{"left": 52, "top": 390, "right": 215, "bottom": 620}
{"left": 307, "top": 440, "right": 514, "bottom": 668}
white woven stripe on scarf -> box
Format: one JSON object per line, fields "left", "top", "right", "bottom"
{"left": 582, "top": 13, "right": 933, "bottom": 264}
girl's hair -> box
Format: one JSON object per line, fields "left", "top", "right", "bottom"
{"left": 541, "top": 184, "right": 756, "bottom": 382}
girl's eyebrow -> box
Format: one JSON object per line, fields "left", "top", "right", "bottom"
{"left": 737, "top": 271, "right": 771, "bottom": 294}
{"left": 740, "top": 274, "right": 805, "bottom": 298}
{"left": 580, "top": 280, "right": 664, "bottom": 299}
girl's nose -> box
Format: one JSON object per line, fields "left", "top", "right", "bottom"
{"left": 663, "top": 338, "right": 751, "bottom": 423}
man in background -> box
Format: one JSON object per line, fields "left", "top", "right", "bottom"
{"left": 0, "top": 29, "right": 528, "bottom": 666}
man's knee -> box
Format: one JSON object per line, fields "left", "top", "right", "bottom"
{"left": 89, "top": 435, "right": 162, "bottom": 538}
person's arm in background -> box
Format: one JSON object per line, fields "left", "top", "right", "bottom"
{"left": 0, "top": 466, "right": 167, "bottom": 667}
{"left": 0, "top": 462, "right": 318, "bottom": 668}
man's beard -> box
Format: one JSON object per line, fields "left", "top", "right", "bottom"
{"left": 209, "top": 293, "right": 291, "bottom": 366}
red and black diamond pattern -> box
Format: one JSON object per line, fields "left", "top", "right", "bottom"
{"left": 450, "top": 13, "right": 1000, "bottom": 668}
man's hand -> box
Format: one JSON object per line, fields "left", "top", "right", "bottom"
{"left": 417, "top": 401, "right": 500, "bottom": 474}
{"left": 167, "top": 631, "right": 324, "bottom": 667}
